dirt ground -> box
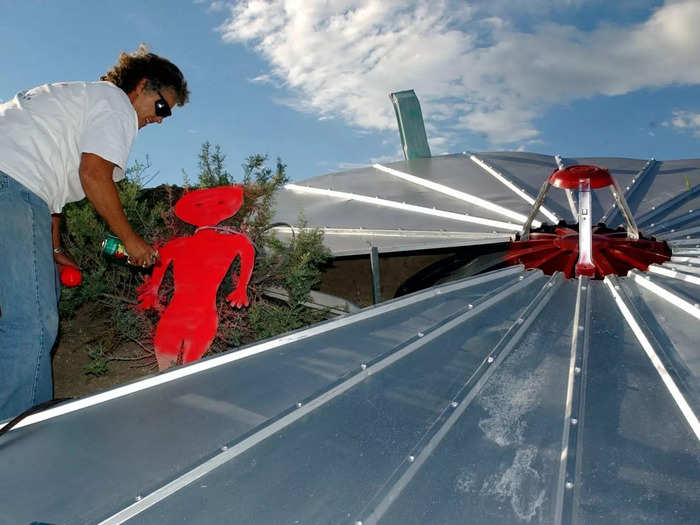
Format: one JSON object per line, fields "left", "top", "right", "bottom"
{"left": 52, "top": 307, "right": 156, "bottom": 399}
{"left": 51, "top": 251, "right": 452, "bottom": 400}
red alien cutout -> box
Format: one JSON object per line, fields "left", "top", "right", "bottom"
{"left": 136, "top": 186, "right": 255, "bottom": 370}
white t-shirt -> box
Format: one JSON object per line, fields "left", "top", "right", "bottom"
{"left": 0, "top": 81, "right": 138, "bottom": 213}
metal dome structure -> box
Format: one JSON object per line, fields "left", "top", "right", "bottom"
{"left": 1, "top": 92, "right": 698, "bottom": 524}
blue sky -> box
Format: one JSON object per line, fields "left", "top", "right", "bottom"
{"left": 2, "top": 0, "right": 700, "bottom": 186}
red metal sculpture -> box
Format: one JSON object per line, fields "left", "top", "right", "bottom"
{"left": 508, "top": 165, "right": 670, "bottom": 278}
{"left": 136, "top": 186, "right": 255, "bottom": 370}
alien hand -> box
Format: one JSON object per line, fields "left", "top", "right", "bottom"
{"left": 226, "top": 288, "right": 250, "bottom": 308}
{"left": 136, "top": 284, "right": 160, "bottom": 310}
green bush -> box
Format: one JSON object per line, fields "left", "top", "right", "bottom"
{"left": 59, "top": 143, "right": 331, "bottom": 372}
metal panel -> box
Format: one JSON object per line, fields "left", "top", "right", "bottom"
{"left": 573, "top": 281, "right": 700, "bottom": 524}
{"left": 618, "top": 276, "right": 699, "bottom": 406}
{"left": 377, "top": 278, "right": 577, "bottom": 525}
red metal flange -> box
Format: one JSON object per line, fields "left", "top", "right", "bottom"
{"left": 506, "top": 226, "right": 670, "bottom": 279}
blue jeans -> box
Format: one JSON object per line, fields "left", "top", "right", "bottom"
{"left": 0, "top": 170, "right": 59, "bottom": 421}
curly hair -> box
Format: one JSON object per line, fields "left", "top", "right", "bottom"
{"left": 101, "top": 44, "right": 190, "bottom": 106}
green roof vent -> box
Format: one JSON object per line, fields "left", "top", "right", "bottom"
{"left": 390, "top": 89, "right": 431, "bottom": 160}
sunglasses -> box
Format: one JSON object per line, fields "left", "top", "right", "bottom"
{"left": 155, "top": 91, "right": 172, "bottom": 118}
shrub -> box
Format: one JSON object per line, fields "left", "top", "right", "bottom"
{"left": 59, "top": 143, "right": 331, "bottom": 373}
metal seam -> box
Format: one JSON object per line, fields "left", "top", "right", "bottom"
{"left": 636, "top": 183, "right": 700, "bottom": 228}
{"left": 284, "top": 183, "right": 523, "bottom": 231}
{"left": 554, "top": 277, "right": 585, "bottom": 524}
{"left": 629, "top": 269, "right": 700, "bottom": 321}
{"left": 647, "top": 264, "right": 700, "bottom": 286}
{"left": 600, "top": 158, "right": 656, "bottom": 226}
{"left": 372, "top": 163, "right": 539, "bottom": 226}
{"left": 469, "top": 153, "right": 560, "bottom": 223}
{"left": 645, "top": 209, "right": 700, "bottom": 235}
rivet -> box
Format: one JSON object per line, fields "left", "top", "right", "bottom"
{"left": 468, "top": 304, "right": 474, "bottom": 309}
{"left": 361, "top": 363, "right": 367, "bottom": 370}
{"left": 221, "top": 445, "right": 229, "bottom": 451}
{"left": 578, "top": 325, "right": 584, "bottom": 331}
{"left": 519, "top": 275, "right": 525, "bottom": 280}
{"left": 574, "top": 366, "right": 581, "bottom": 374}
{"left": 450, "top": 401, "right": 459, "bottom": 408}
{"left": 408, "top": 455, "right": 415, "bottom": 463}
{"left": 418, "top": 332, "right": 424, "bottom": 338}
{"left": 565, "top": 482, "right": 574, "bottom": 490}
{"left": 615, "top": 285, "right": 620, "bottom": 290}
{"left": 487, "top": 356, "right": 494, "bottom": 363}
{"left": 571, "top": 418, "right": 578, "bottom": 425}
{"left": 296, "top": 402, "right": 303, "bottom": 408}
{"left": 135, "top": 495, "right": 142, "bottom": 501}
{"left": 356, "top": 521, "right": 363, "bottom": 525}
{"left": 582, "top": 285, "right": 587, "bottom": 290}
{"left": 516, "top": 318, "right": 524, "bottom": 324}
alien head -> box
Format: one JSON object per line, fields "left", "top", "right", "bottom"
{"left": 174, "top": 185, "right": 244, "bottom": 227}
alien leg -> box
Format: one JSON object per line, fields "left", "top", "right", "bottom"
{"left": 180, "top": 314, "right": 218, "bottom": 364}
{"left": 153, "top": 314, "right": 186, "bottom": 370}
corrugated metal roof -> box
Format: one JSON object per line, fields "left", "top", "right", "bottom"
{"left": 1, "top": 151, "right": 698, "bottom": 524}
{"left": 271, "top": 152, "right": 700, "bottom": 257}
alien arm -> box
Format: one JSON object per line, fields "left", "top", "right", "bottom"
{"left": 136, "top": 242, "right": 176, "bottom": 310}
{"left": 226, "top": 236, "right": 256, "bottom": 308}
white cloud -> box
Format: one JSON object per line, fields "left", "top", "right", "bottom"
{"left": 663, "top": 110, "right": 700, "bottom": 136}
{"left": 216, "top": 0, "right": 700, "bottom": 146}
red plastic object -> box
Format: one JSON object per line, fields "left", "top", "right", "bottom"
{"left": 549, "top": 165, "right": 614, "bottom": 189}
{"left": 136, "top": 186, "right": 255, "bottom": 370}
{"left": 506, "top": 226, "right": 670, "bottom": 279}
{"left": 60, "top": 266, "right": 82, "bottom": 287}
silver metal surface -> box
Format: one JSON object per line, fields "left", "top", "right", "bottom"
{"left": 2, "top": 150, "right": 700, "bottom": 525}
{"left": 554, "top": 277, "right": 590, "bottom": 524}
{"left": 600, "top": 158, "right": 656, "bottom": 227}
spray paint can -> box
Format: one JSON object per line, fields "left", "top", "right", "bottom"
{"left": 101, "top": 235, "right": 128, "bottom": 259}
